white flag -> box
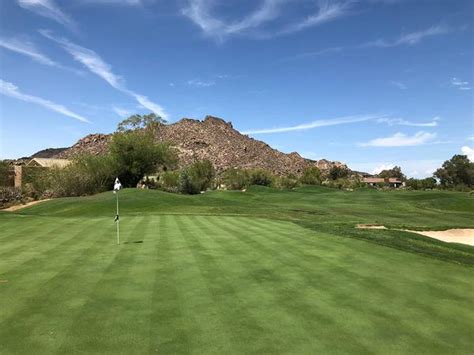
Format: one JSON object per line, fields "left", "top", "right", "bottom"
{"left": 113, "top": 178, "right": 122, "bottom": 193}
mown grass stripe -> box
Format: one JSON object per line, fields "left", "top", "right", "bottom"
{"left": 0, "top": 218, "right": 117, "bottom": 353}
{"left": 212, "top": 216, "right": 473, "bottom": 352}
{"left": 178, "top": 215, "right": 299, "bottom": 354}
{"left": 55, "top": 216, "right": 149, "bottom": 353}
{"left": 194, "top": 216, "right": 372, "bottom": 353}
{"left": 0, "top": 217, "right": 81, "bottom": 259}
{"left": 148, "top": 215, "right": 192, "bottom": 353}
{"left": 0, "top": 215, "right": 51, "bottom": 242}
{"left": 158, "top": 215, "right": 237, "bottom": 353}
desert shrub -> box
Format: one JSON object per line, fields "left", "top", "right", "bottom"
{"left": 248, "top": 169, "right": 273, "bottom": 187}
{"left": 328, "top": 166, "right": 350, "bottom": 180}
{"left": 141, "top": 176, "right": 159, "bottom": 189}
{"left": 0, "top": 161, "right": 14, "bottom": 187}
{"left": 178, "top": 169, "right": 201, "bottom": 194}
{"left": 276, "top": 175, "right": 299, "bottom": 189}
{"left": 406, "top": 177, "right": 437, "bottom": 190}
{"left": 0, "top": 187, "right": 23, "bottom": 208}
{"left": 160, "top": 171, "right": 180, "bottom": 192}
{"left": 324, "top": 179, "right": 344, "bottom": 189}
{"left": 73, "top": 154, "right": 117, "bottom": 190}
{"left": 453, "top": 184, "right": 471, "bottom": 192}
{"left": 222, "top": 168, "right": 250, "bottom": 190}
{"left": 46, "top": 154, "right": 117, "bottom": 197}
{"left": 21, "top": 167, "right": 52, "bottom": 198}
{"left": 178, "top": 160, "right": 215, "bottom": 194}
{"left": 109, "top": 130, "right": 177, "bottom": 187}
{"left": 323, "top": 178, "right": 362, "bottom": 190}
{"left": 300, "top": 167, "right": 321, "bottom": 185}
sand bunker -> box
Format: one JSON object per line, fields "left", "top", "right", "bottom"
{"left": 406, "top": 229, "right": 474, "bottom": 246}
{"left": 356, "top": 224, "right": 387, "bottom": 230}
{"left": 356, "top": 224, "right": 474, "bottom": 246}
{"left": 2, "top": 199, "right": 51, "bottom": 212}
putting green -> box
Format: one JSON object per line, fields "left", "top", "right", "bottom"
{"left": 1, "top": 209, "right": 473, "bottom": 353}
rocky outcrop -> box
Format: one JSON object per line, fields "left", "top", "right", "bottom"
{"left": 51, "top": 115, "right": 348, "bottom": 176}
{"left": 57, "top": 134, "right": 110, "bottom": 158}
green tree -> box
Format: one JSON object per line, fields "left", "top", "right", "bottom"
{"left": 328, "top": 166, "right": 349, "bottom": 181}
{"left": 421, "top": 177, "right": 437, "bottom": 189}
{"left": 434, "top": 155, "right": 474, "bottom": 188}
{"left": 109, "top": 130, "right": 177, "bottom": 187}
{"left": 378, "top": 166, "right": 406, "bottom": 181}
{"left": 116, "top": 113, "right": 166, "bottom": 133}
{"left": 300, "top": 167, "right": 321, "bottom": 185}
{"left": 406, "top": 178, "right": 420, "bottom": 190}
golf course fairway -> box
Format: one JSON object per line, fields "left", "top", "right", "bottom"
{"left": 1, "top": 187, "right": 473, "bottom": 354}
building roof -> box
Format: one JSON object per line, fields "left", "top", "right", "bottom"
{"left": 363, "top": 177, "right": 402, "bottom": 184}
{"left": 363, "top": 177, "right": 385, "bottom": 183}
{"left": 26, "top": 158, "right": 71, "bottom": 168}
{"left": 388, "top": 178, "right": 402, "bottom": 183}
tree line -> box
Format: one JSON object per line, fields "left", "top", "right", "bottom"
{"left": 1, "top": 113, "right": 473, "bottom": 205}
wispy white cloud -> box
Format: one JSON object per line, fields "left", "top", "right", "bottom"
{"left": 243, "top": 114, "right": 440, "bottom": 135}
{"left": 242, "top": 114, "right": 379, "bottom": 134}
{"left": 182, "top": 0, "right": 282, "bottom": 41}
{"left": 0, "top": 37, "right": 56, "bottom": 66}
{"left": 389, "top": 80, "right": 407, "bottom": 90}
{"left": 461, "top": 146, "right": 474, "bottom": 161}
{"left": 376, "top": 116, "right": 439, "bottom": 127}
{"left": 182, "top": 0, "right": 353, "bottom": 41}
{"left": 186, "top": 79, "right": 216, "bottom": 88}
{"left": 280, "top": 0, "right": 354, "bottom": 34}
{"left": 40, "top": 30, "right": 167, "bottom": 119}
{"left": 17, "top": 0, "right": 76, "bottom": 30}
{"left": 468, "top": 135, "right": 474, "bottom": 141}
{"left": 112, "top": 106, "right": 132, "bottom": 118}
{"left": 359, "top": 131, "right": 437, "bottom": 147}
{"left": 0, "top": 79, "right": 89, "bottom": 123}
{"left": 281, "top": 46, "right": 343, "bottom": 62}
{"left": 286, "top": 24, "right": 452, "bottom": 62}
{"left": 78, "top": 0, "right": 145, "bottom": 5}
{"left": 132, "top": 94, "right": 166, "bottom": 117}
{"left": 0, "top": 36, "right": 82, "bottom": 75}
{"left": 451, "top": 77, "right": 471, "bottom": 91}
{"left": 362, "top": 25, "right": 450, "bottom": 48}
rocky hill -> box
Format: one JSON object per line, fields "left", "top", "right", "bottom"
{"left": 31, "top": 147, "right": 69, "bottom": 159}
{"left": 54, "top": 115, "right": 348, "bottom": 176}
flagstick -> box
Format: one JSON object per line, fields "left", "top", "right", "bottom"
{"left": 116, "top": 190, "right": 120, "bottom": 245}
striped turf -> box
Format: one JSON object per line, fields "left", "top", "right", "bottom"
{"left": 0, "top": 214, "right": 473, "bottom": 354}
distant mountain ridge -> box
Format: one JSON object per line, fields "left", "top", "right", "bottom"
{"left": 31, "top": 147, "right": 69, "bottom": 159}
{"left": 47, "top": 115, "right": 349, "bottom": 176}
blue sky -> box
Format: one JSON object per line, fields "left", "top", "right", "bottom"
{"left": 0, "top": 0, "right": 472, "bottom": 177}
